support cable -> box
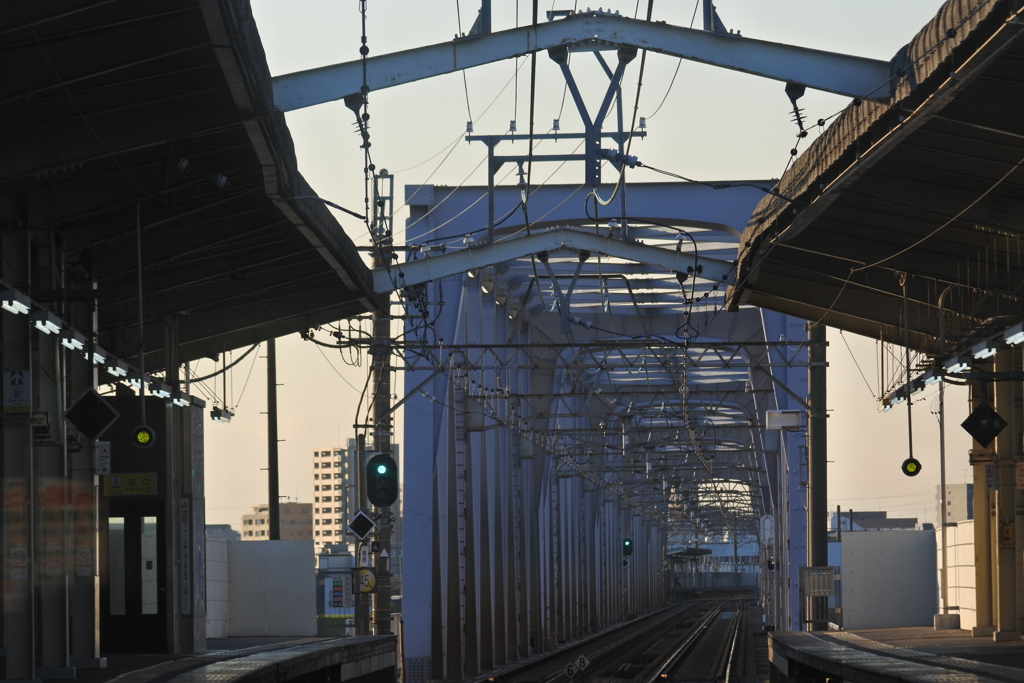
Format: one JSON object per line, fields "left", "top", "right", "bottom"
{"left": 136, "top": 203, "right": 147, "bottom": 426}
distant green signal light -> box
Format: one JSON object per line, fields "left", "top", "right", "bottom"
{"left": 377, "top": 464, "right": 388, "bottom": 474}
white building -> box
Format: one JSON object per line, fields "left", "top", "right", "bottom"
{"left": 313, "top": 443, "right": 358, "bottom": 553}
{"left": 936, "top": 483, "right": 974, "bottom": 527}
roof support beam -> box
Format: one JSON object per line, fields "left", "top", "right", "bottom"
{"left": 272, "top": 11, "right": 891, "bottom": 112}
{"left": 372, "top": 227, "right": 734, "bottom": 294}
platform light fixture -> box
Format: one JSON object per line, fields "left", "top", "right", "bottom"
{"left": 972, "top": 340, "right": 999, "bottom": 359}
{"left": 90, "top": 346, "right": 108, "bottom": 366}
{"left": 59, "top": 329, "right": 86, "bottom": 351}
{"left": 910, "top": 379, "right": 926, "bottom": 396}
{"left": 943, "top": 355, "right": 970, "bottom": 374}
{"left": 105, "top": 357, "right": 128, "bottom": 378}
{"left": 151, "top": 383, "right": 172, "bottom": 399}
{"left": 1, "top": 289, "right": 30, "bottom": 315}
{"left": 211, "top": 406, "right": 233, "bottom": 423}
{"left": 1004, "top": 322, "right": 1024, "bottom": 346}
{"left": 128, "top": 372, "right": 151, "bottom": 391}
{"left": 171, "top": 391, "right": 191, "bottom": 408}
{"left": 29, "top": 310, "right": 62, "bottom": 335}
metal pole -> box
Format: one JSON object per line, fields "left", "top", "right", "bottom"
{"left": 807, "top": 322, "right": 827, "bottom": 629}
{"left": 993, "top": 350, "right": 1018, "bottom": 639}
{"left": 355, "top": 433, "right": 371, "bottom": 635}
{"left": 970, "top": 378, "right": 994, "bottom": 635}
{"left": 136, "top": 203, "right": 147, "bottom": 425}
{"left": 371, "top": 170, "right": 395, "bottom": 636}
{"left": 268, "top": 338, "right": 280, "bottom": 540}
{"left": 487, "top": 141, "right": 496, "bottom": 244}
{"left": 937, "top": 286, "right": 951, "bottom": 620}
{"left": 901, "top": 281, "right": 915, "bottom": 480}
{"left": 702, "top": 0, "right": 714, "bottom": 31}
{"left": 372, "top": 306, "right": 393, "bottom": 635}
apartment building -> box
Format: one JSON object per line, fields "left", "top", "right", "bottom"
{"left": 240, "top": 501, "right": 313, "bottom": 540}
{"left": 312, "top": 443, "right": 358, "bottom": 553}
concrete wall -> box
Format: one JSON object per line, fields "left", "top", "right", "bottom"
{"left": 227, "top": 540, "right": 316, "bottom": 636}
{"left": 938, "top": 521, "right": 977, "bottom": 630}
{"left": 205, "top": 539, "right": 316, "bottom": 637}
{"left": 206, "top": 538, "right": 230, "bottom": 638}
{"left": 840, "top": 530, "right": 937, "bottom": 629}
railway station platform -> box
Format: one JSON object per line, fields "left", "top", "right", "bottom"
{"left": 69, "top": 636, "right": 396, "bottom": 683}
{"left": 770, "top": 628, "right": 1024, "bottom": 683}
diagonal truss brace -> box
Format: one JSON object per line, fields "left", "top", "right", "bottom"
{"left": 272, "top": 11, "right": 892, "bottom": 112}
{"left": 372, "top": 227, "right": 733, "bottom": 294}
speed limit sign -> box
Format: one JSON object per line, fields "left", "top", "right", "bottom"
{"left": 563, "top": 655, "right": 590, "bottom": 679}
{"left": 353, "top": 568, "right": 376, "bottom": 593}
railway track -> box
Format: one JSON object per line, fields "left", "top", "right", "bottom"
{"left": 476, "top": 600, "right": 749, "bottom": 683}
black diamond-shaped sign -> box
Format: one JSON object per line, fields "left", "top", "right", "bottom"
{"left": 347, "top": 510, "right": 376, "bottom": 540}
{"left": 961, "top": 402, "right": 1008, "bottom": 448}
{"left": 64, "top": 388, "right": 120, "bottom": 442}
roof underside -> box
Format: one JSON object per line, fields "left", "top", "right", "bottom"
{"left": 0, "top": 0, "right": 378, "bottom": 369}
{"left": 730, "top": 0, "right": 1024, "bottom": 357}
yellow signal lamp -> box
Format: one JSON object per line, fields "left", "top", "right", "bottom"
{"left": 133, "top": 425, "right": 156, "bottom": 449}
{"left": 901, "top": 457, "right": 921, "bottom": 477}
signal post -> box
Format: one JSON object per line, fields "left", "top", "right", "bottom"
{"left": 370, "top": 171, "right": 395, "bottom": 635}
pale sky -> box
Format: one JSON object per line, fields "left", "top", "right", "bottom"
{"left": 201, "top": 0, "right": 969, "bottom": 532}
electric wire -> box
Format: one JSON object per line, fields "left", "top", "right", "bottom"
{"left": 392, "top": 59, "right": 531, "bottom": 240}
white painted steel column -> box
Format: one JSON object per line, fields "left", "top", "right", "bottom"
{"left": 971, "top": 375, "right": 994, "bottom": 637}
{"left": 993, "top": 351, "right": 1019, "bottom": 640}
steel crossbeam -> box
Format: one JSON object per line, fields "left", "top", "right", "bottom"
{"left": 272, "top": 11, "right": 891, "bottom": 111}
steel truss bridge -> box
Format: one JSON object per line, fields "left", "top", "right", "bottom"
{"left": 5, "top": 0, "right": 1021, "bottom": 678}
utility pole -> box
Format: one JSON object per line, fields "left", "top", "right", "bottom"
{"left": 371, "top": 170, "right": 395, "bottom": 636}
{"left": 807, "top": 322, "right": 827, "bottom": 630}
{"left": 268, "top": 338, "right": 280, "bottom": 540}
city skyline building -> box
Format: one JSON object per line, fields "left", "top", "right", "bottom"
{"left": 936, "top": 483, "right": 974, "bottom": 527}
{"left": 240, "top": 501, "right": 313, "bottom": 540}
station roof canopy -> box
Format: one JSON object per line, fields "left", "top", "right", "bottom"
{"left": 0, "top": 0, "right": 378, "bottom": 369}
{"left": 729, "top": 0, "right": 1024, "bottom": 357}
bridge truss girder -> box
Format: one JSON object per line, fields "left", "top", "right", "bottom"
{"left": 400, "top": 181, "right": 812, "bottom": 677}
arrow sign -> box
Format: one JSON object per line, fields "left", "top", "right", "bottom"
{"left": 379, "top": 547, "right": 390, "bottom": 558}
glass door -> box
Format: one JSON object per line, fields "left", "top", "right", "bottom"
{"left": 100, "top": 503, "right": 167, "bottom": 652}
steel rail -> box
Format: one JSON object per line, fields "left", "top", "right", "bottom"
{"left": 642, "top": 603, "right": 726, "bottom": 683}
{"left": 472, "top": 602, "right": 700, "bottom": 683}
{"left": 722, "top": 607, "right": 744, "bottom": 683}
